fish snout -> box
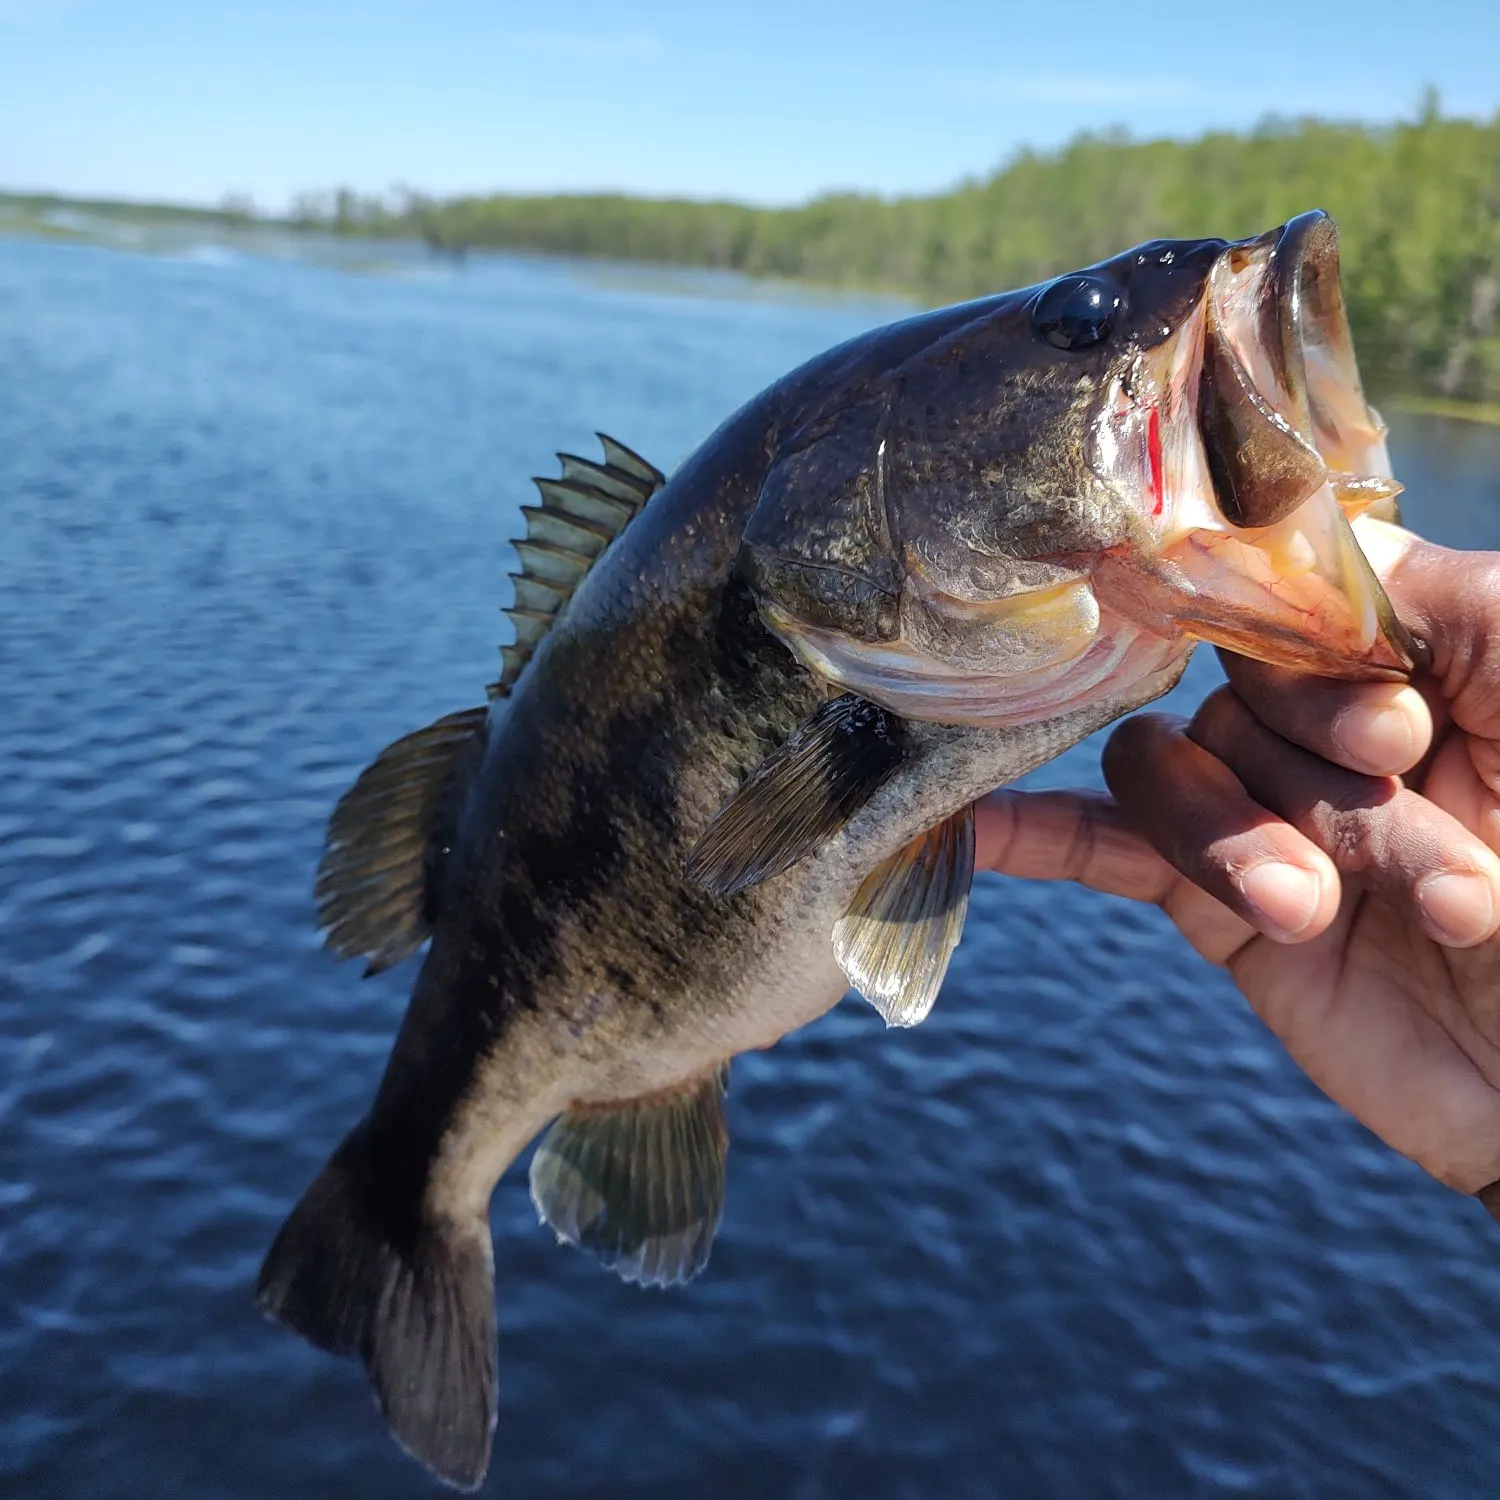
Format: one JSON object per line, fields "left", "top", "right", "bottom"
{"left": 1098, "top": 211, "right": 1423, "bottom": 682}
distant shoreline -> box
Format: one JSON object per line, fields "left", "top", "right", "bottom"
{"left": 1388, "top": 396, "right": 1500, "bottom": 428}
{"left": 0, "top": 190, "right": 247, "bottom": 227}
{"left": 7, "top": 137, "right": 1500, "bottom": 431}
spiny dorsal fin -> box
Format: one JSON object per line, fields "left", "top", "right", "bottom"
{"left": 488, "top": 433, "right": 665, "bottom": 701}
{"left": 315, "top": 706, "right": 488, "bottom": 975}
{"left": 597, "top": 434, "right": 665, "bottom": 486}
{"left": 528, "top": 1066, "right": 730, "bottom": 1288}
{"left": 833, "top": 805, "right": 975, "bottom": 1028}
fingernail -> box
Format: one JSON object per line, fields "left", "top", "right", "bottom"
{"left": 1239, "top": 863, "right": 1324, "bottom": 940}
{"left": 1417, "top": 872, "right": 1498, "bottom": 948}
{"left": 1332, "top": 703, "right": 1417, "bottom": 775}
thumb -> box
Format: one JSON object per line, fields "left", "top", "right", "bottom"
{"left": 1355, "top": 519, "right": 1500, "bottom": 742}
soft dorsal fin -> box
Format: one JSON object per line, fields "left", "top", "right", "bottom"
{"left": 488, "top": 434, "right": 665, "bottom": 701}
{"left": 315, "top": 706, "right": 488, "bottom": 975}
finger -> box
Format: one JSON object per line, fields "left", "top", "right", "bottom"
{"left": 1353, "top": 520, "right": 1500, "bottom": 740}
{"left": 1190, "top": 688, "right": 1500, "bottom": 949}
{"left": 1101, "top": 713, "right": 1342, "bottom": 948}
{"left": 1215, "top": 519, "right": 1437, "bottom": 776}
{"left": 1217, "top": 654, "right": 1436, "bottom": 777}
{"left": 1423, "top": 731, "right": 1500, "bottom": 859}
{"left": 974, "top": 789, "right": 1175, "bottom": 900}
{"left": 972, "top": 786, "right": 1259, "bottom": 965}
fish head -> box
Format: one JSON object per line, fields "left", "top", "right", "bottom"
{"left": 743, "top": 210, "right": 1421, "bottom": 727}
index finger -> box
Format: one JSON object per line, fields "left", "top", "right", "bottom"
{"left": 1218, "top": 656, "right": 1437, "bottom": 777}
{"left": 1370, "top": 524, "right": 1500, "bottom": 741}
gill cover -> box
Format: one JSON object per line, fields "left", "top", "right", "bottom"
{"left": 740, "top": 321, "right": 1124, "bottom": 716}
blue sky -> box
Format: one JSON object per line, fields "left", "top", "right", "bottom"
{"left": 2, "top": 0, "right": 1497, "bottom": 210}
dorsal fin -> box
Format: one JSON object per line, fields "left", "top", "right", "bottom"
{"left": 488, "top": 434, "right": 665, "bottom": 701}
{"left": 315, "top": 706, "right": 488, "bottom": 975}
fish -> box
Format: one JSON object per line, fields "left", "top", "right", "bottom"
{"left": 256, "top": 210, "right": 1421, "bottom": 1488}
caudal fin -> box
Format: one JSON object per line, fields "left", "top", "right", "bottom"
{"left": 256, "top": 1128, "right": 498, "bottom": 1491}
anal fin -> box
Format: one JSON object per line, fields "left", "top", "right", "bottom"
{"left": 528, "top": 1067, "right": 730, "bottom": 1288}
{"left": 834, "top": 805, "right": 975, "bottom": 1027}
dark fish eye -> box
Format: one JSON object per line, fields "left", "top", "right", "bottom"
{"left": 1030, "top": 274, "right": 1124, "bottom": 351}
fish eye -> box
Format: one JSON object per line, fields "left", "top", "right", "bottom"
{"left": 1031, "top": 275, "right": 1124, "bottom": 351}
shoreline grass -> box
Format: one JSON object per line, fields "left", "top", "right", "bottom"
{"left": 1388, "top": 395, "right": 1500, "bottom": 428}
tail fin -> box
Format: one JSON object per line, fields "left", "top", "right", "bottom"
{"left": 256, "top": 1128, "right": 498, "bottom": 1491}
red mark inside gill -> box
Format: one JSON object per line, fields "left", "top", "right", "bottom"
{"left": 1147, "top": 403, "right": 1164, "bottom": 518}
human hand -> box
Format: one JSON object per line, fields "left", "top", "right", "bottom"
{"left": 974, "top": 520, "right": 1500, "bottom": 1206}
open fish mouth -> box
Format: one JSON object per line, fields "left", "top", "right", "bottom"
{"left": 1096, "top": 210, "right": 1423, "bottom": 681}
{"left": 1201, "top": 211, "right": 1399, "bottom": 528}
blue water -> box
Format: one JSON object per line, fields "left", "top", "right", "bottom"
{"left": 4, "top": 235, "right": 1500, "bottom": 1500}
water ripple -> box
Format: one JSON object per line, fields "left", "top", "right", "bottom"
{"left": 3, "top": 236, "right": 1500, "bottom": 1498}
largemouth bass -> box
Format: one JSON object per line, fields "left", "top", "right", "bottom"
{"left": 258, "top": 212, "right": 1419, "bottom": 1488}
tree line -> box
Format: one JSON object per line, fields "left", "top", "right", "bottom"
{"left": 300, "top": 109, "right": 1500, "bottom": 405}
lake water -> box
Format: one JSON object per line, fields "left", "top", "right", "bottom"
{"left": 4, "top": 233, "right": 1500, "bottom": 1500}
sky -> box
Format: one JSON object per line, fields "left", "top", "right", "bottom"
{"left": 2, "top": 0, "right": 1498, "bottom": 211}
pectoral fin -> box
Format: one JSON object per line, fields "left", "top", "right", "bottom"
{"left": 528, "top": 1067, "right": 730, "bottom": 1288}
{"left": 685, "top": 694, "right": 908, "bottom": 897}
{"left": 834, "top": 805, "right": 975, "bottom": 1027}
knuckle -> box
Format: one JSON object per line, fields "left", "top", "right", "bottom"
{"left": 1187, "top": 686, "right": 1253, "bottom": 757}
{"left": 1468, "top": 555, "right": 1500, "bottom": 599}
{"left": 1063, "top": 809, "right": 1100, "bottom": 885}
{"left": 1468, "top": 555, "right": 1500, "bottom": 671}
{"left": 1397, "top": 545, "right": 1500, "bottom": 685}
{"left": 1298, "top": 784, "right": 1401, "bottom": 872}
{"left": 1217, "top": 651, "right": 1282, "bottom": 697}
{"left": 1473, "top": 738, "right": 1500, "bottom": 797}
{"left": 1103, "top": 712, "right": 1182, "bottom": 778}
